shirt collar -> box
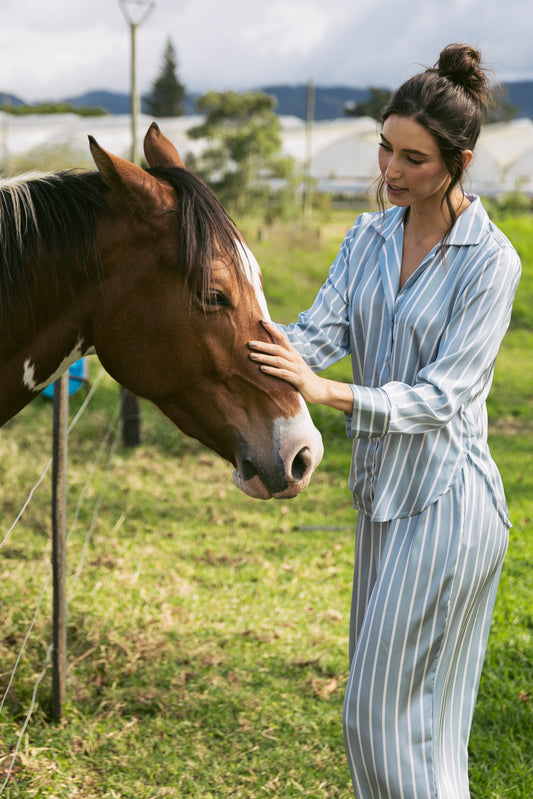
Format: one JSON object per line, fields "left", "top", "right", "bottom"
{"left": 444, "top": 196, "right": 490, "bottom": 246}
{"left": 369, "top": 195, "right": 490, "bottom": 247}
{"left": 369, "top": 205, "right": 404, "bottom": 241}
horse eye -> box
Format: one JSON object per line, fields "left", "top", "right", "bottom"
{"left": 198, "top": 289, "right": 232, "bottom": 309}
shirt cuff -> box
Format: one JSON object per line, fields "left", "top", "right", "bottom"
{"left": 344, "top": 385, "right": 391, "bottom": 439}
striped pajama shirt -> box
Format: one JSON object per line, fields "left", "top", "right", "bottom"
{"left": 282, "top": 197, "right": 521, "bottom": 797}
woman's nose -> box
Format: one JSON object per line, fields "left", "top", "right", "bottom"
{"left": 385, "top": 155, "right": 401, "bottom": 179}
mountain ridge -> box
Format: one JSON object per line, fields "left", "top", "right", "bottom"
{"left": 2, "top": 81, "right": 532, "bottom": 121}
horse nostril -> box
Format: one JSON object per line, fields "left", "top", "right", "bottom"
{"left": 240, "top": 458, "right": 258, "bottom": 481}
{"left": 238, "top": 445, "right": 314, "bottom": 494}
{"left": 290, "top": 446, "right": 312, "bottom": 484}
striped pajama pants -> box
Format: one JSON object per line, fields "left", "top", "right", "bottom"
{"left": 343, "top": 463, "right": 509, "bottom": 798}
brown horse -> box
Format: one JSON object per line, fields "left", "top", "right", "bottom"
{"left": 0, "top": 123, "right": 322, "bottom": 499}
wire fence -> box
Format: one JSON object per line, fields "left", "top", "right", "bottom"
{"left": 0, "top": 365, "right": 122, "bottom": 794}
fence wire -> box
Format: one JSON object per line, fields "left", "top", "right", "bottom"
{"left": 0, "top": 367, "right": 106, "bottom": 553}
{"left": 0, "top": 367, "right": 122, "bottom": 795}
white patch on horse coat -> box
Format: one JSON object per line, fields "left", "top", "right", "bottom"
{"left": 231, "top": 240, "right": 324, "bottom": 499}
{"left": 23, "top": 337, "right": 91, "bottom": 393}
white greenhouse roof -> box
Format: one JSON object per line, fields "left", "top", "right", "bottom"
{"left": 2, "top": 112, "right": 533, "bottom": 196}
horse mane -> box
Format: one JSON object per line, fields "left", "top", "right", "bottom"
{"left": 0, "top": 170, "right": 109, "bottom": 323}
{"left": 0, "top": 165, "right": 246, "bottom": 324}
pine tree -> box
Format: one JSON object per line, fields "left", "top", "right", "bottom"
{"left": 145, "top": 39, "right": 186, "bottom": 117}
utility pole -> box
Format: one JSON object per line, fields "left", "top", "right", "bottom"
{"left": 118, "top": 0, "right": 155, "bottom": 444}
{"left": 302, "top": 78, "right": 315, "bottom": 228}
{"left": 118, "top": 0, "right": 155, "bottom": 165}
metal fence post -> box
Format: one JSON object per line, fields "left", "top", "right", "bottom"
{"left": 51, "top": 374, "right": 68, "bottom": 720}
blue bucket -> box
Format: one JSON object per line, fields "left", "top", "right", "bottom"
{"left": 42, "top": 359, "right": 88, "bottom": 398}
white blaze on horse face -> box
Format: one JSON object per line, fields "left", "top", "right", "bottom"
{"left": 239, "top": 242, "right": 271, "bottom": 321}
{"left": 22, "top": 337, "right": 92, "bottom": 393}
{"left": 239, "top": 241, "right": 313, "bottom": 412}
{"left": 233, "top": 241, "right": 324, "bottom": 499}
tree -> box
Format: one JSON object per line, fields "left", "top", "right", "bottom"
{"left": 145, "top": 39, "right": 186, "bottom": 117}
{"left": 186, "top": 90, "right": 296, "bottom": 221}
{"left": 345, "top": 87, "right": 392, "bottom": 120}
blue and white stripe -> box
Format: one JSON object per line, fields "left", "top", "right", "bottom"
{"left": 283, "top": 196, "right": 520, "bottom": 522}
{"left": 281, "top": 196, "right": 520, "bottom": 797}
{"left": 342, "top": 465, "right": 508, "bottom": 798}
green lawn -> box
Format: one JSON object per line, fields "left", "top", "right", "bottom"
{"left": 0, "top": 211, "right": 531, "bottom": 798}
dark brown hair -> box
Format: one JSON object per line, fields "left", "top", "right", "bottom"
{"left": 377, "top": 43, "right": 493, "bottom": 240}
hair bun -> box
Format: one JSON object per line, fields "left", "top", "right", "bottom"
{"left": 436, "top": 43, "right": 490, "bottom": 110}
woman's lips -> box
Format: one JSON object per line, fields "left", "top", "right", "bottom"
{"left": 386, "top": 182, "right": 407, "bottom": 195}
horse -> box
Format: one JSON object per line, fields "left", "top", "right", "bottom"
{"left": 0, "top": 123, "right": 323, "bottom": 500}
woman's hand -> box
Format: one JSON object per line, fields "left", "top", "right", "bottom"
{"left": 248, "top": 320, "right": 354, "bottom": 413}
{"left": 248, "top": 320, "right": 321, "bottom": 403}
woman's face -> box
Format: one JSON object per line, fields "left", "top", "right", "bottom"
{"left": 378, "top": 114, "right": 451, "bottom": 211}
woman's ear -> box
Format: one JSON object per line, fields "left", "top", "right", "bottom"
{"left": 462, "top": 149, "right": 474, "bottom": 170}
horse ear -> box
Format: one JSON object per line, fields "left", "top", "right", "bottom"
{"left": 88, "top": 135, "right": 176, "bottom": 217}
{"left": 143, "top": 122, "right": 185, "bottom": 168}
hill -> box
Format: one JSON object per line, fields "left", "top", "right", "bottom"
{"left": 505, "top": 81, "right": 533, "bottom": 119}
{"left": 65, "top": 90, "right": 132, "bottom": 114}
{"left": 3, "top": 82, "right": 532, "bottom": 121}
{"left": 0, "top": 93, "right": 25, "bottom": 107}
{"left": 65, "top": 89, "right": 199, "bottom": 116}
{"left": 259, "top": 84, "right": 369, "bottom": 120}
{"left": 56, "top": 84, "right": 373, "bottom": 119}
{"left": 262, "top": 82, "right": 533, "bottom": 120}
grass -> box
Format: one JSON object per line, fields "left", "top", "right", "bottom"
{"left": 0, "top": 210, "right": 532, "bottom": 798}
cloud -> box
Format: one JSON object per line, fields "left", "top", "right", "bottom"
{"left": 0, "top": 0, "right": 531, "bottom": 102}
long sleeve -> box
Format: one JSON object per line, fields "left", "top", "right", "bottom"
{"left": 278, "top": 199, "right": 521, "bottom": 521}
{"left": 281, "top": 233, "right": 353, "bottom": 371}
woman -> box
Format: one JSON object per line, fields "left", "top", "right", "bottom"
{"left": 248, "top": 44, "right": 521, "bottom": 798}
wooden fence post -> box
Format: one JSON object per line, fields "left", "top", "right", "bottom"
{"left": 51, "top": 374, "right": 68, "bottom": 720}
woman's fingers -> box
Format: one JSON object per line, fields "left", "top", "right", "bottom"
{"left": 260, "top": 318, "right": 285, "bottom": 339}
{"left": 248, "top": 340, "right": 281, "bottom": 355}
{"left": 247, "top": 320, "right": 317, "bottom": 396}
{"left": 249, "top": 348, "right": 294, "bottom": 371}
{"left": 249, "top": 320, "right": 289, "bottom": 352}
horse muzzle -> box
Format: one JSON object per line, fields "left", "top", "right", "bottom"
{"left": 232, "top": 407, "right": 324, "bottom": 500}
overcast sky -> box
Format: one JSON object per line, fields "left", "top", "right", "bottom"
{"left": 1, "top": 0, "right": 532, "bottom": 103}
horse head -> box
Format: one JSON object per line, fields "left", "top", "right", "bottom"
{"left": 89, "top": 124, "right": 323, "bottom": 499}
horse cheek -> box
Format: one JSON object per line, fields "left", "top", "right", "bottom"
{"left": 91, "top": 289, "right": 189, "bottom": 400}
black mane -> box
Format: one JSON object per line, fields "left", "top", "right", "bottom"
{"left": 0, "top": 170, "right": 109, "bottom": 323}
{"left": 0, "top": 165, "right": 244, "bottom": 324}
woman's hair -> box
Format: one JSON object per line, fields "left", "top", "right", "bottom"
{"left": 377, "top": 43, "right": 493, "bottom": 239}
